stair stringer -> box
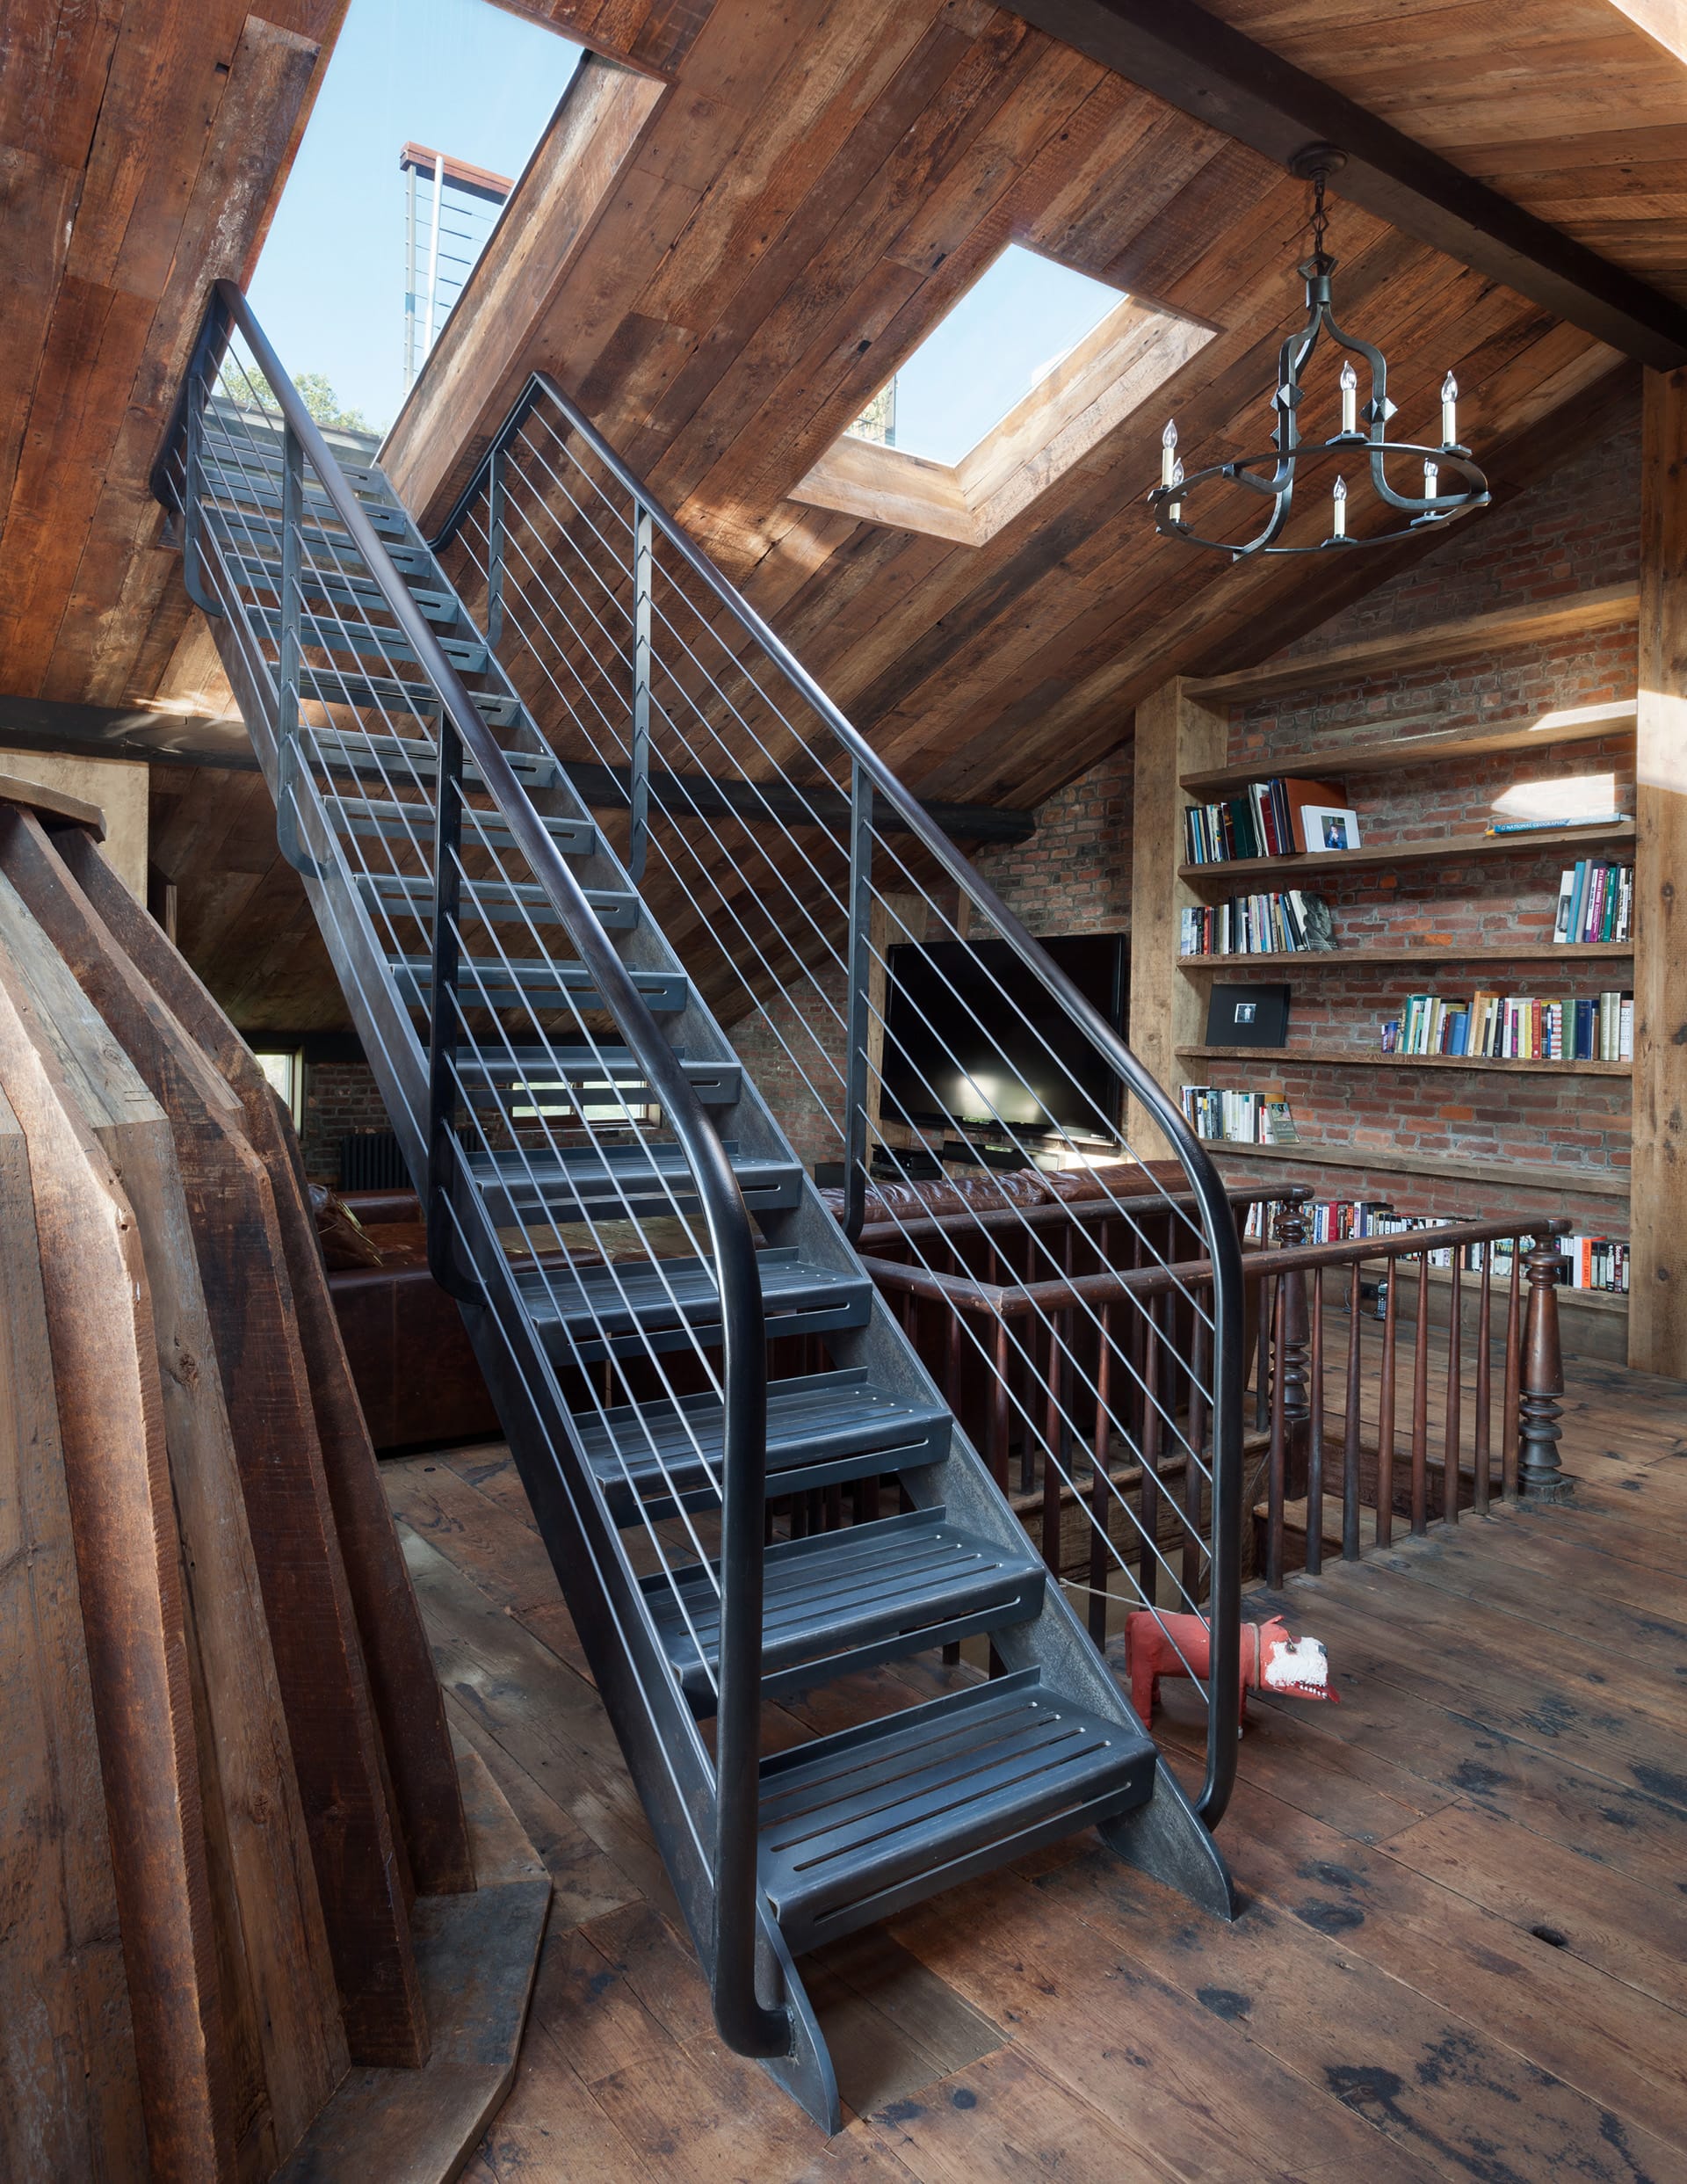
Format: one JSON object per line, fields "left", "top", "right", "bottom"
{"left": 207, "top": 602, "right": 845, "bottom": 2129}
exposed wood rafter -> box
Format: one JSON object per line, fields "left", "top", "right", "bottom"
{"left": 1001, "top": 0, "right": 1687, "bottom": 368}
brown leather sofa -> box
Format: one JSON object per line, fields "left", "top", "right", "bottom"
{"left": 319, "top": 1188, "right": 503, "bottom": 1454}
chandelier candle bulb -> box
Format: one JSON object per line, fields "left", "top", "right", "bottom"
{"left": 1169, "top": 456, "right": 1184, "bottom": 524}
{"left": 1423, "top": 456, "right": 1438, "bottom": 504}
{"left": 1441, "top": 372, "right": 1458, "bottom": 446}
{"left": 1331, "top": 473, "right": 1347, "bottom": 538}
{"left": 1339, "top": 359, "right": 1358, "bottom": 434}
{"left": 1162, "top": 418, "right": 1179, "bottom": 486}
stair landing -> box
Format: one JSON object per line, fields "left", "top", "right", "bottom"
{"left": 385, "top": 1338, "right": 1687, "bottom": 2181}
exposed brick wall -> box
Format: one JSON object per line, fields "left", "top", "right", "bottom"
{"left": 973, "top": 745, "right": 1133, "bottom": 937}
{"left": 1191, "top": 400, "right": 1640, "bottom": 1240}
{"left": 300, "top": 1059, "right": 392, "bottom": 1184}
{"left": 728, "top": 959, "right": 851, "bottom": 1174}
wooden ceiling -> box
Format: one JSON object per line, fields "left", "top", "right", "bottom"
{"left": 382, "top": 0, "right": 1638, "bottom": 825}
{"left": 11, "top": 0, "right": 1680, "bottom": 1028}
{"left": 1198, "top": 0, "right": 1687, "bottom": 302}
{"left": 0, "top": 0, "right": 346, "bottom": 712}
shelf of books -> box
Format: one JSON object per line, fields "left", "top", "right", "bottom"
{"left": 1165, "top": 658, "right": 1640, "bottom": 1344}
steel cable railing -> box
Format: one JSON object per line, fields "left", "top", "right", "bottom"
{"left": 427, "top": 373, "right": 1250, "bottom": 1821}
{"left": 155, "top": 283, "right": 789, "bottom": 2060}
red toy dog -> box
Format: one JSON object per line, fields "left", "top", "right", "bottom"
{"left": 1125, "top": 1609, "right": 1338, "bottom": 1723}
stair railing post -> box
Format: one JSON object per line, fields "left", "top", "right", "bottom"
{"left": 484, "top": 443, "right": 505, "bottom": 651}
{"left": 629, "top": 500, "right": 652, "bottom": 884}
{"left": 181, "top": 352, "right": 222, "bottom": 620}
{"left": 275, "top": 418, "right": 309, "bottom": 874}
{"left": 841, "top": 758, "right": 873, "bottom": 1243}
{"left": 1518, "top": 1236, "right": 1572, "bottom": 1501}
{"left": 425, "top": 707, "right": 474, "bottom": 1302}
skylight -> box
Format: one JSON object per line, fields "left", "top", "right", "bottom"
{"left": 849, "top": 247, "right": 1133, "bottom": 467}
{"left": 804, "top": 249, "right": 1216, "bottom": 549}
{"left": 248, "top": 0, "right": 581, "bottom": 435}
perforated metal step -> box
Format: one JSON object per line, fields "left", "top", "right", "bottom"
{"left": 757, "top": 1670, "right": 1155, "bottom": 1950}
{"left": 358, "top": 871, "right": 639, "bottom": 931}
{"left": 390, "top": 955, "right": 689, "bottom": 1013}
{"left": 579, "top": 1368, "right": 949, "bottom": 1520}
{"left": 322, "top": 794, "right": 597, "bottom": 858}
{"left": 647, "top": 1507, "right": 1042, "bottom": 1706}
{"left": 456, "top": 1045, "right": 741, "bottom": 1109}
{"left": 518, "top": 1247, "right": 871, "bottom": 1361}
{"left": 467, "top": 1139, "right": 801, "bottom": 1221}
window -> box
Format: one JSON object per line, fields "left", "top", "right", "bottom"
{"left": 800, "top": 245, "right": 1215, "bottom": 548}
{"left": 254, "top": 1048, "right": 303, "bottom": 1127}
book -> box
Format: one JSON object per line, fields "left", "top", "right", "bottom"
{"left": 1182, "top": 776, "right": 1343, "bottom": 864}
{"left": 1484, "top": 812, "right": 1625, "bottom": 835}
{"left": 1179, "top": 891, "right": 1336, "bottom": 956}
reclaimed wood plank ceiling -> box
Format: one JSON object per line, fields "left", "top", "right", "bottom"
{"left": 0, "top": 0, "right": 348, "bottom": 715}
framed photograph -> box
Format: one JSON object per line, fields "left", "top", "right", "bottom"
{"left": 1301, "top": 803, "right": 1362, "bottom": 853}
{"left": 1205, "top": 981, "right": 1290, "bottom": 1048}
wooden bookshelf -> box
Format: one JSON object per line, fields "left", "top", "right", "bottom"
{"left": 1199, "top": 1136, "right": 1632, "bottom": 1201}
{"left": 1178, "top": 943, "right": 1634, "bottom": 970}
{"left": 1179, "top": 818, "right": 1636, "bottom": 889}
{"left": 1183, "top": 584, "right": 1639, "bottom": 706}
{"left": 1178, "top": 699, "right": 1637, "bottom": 795}
{"left": 1179, "top": 1044, "right": 1630, "bottom": 1077}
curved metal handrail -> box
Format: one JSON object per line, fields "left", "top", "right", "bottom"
{"left": 429, "top": 370, "right": 1247, "bottom": 1825}
{"left": 156, "top": 282, "right": 789, "bottom": 2059}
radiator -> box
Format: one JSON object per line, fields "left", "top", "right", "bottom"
{"left": 339, "top": 1130, "right": 410, "bottom": 1191}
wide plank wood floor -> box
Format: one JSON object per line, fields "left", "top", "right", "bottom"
{"left": 384, "top": 1344, "right": 1687, "bottom": 2184}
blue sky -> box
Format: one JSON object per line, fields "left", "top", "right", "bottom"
{"left": 882, "top": 246, "right": 1127, "bottom": 466}
{"left": 249, "top": 0, "right": 580, "bottom": 433}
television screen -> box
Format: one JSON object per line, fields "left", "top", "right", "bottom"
{"left": 880, "top": 932, "right": 1127, "bottom": 1141}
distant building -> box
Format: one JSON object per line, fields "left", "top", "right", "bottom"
{"left": 401, "top": 143, "right": 514, "bottom": 389}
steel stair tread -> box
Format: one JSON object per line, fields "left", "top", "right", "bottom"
{"left": 757, "top": 1670, "right": 1155, "bottom": 1946}
{"left": 223, "top": 555, "right": 462, "bottom": 623}
{"left": 322, "top": 795, "right": 597, "bottom": 856}
{"left": 578, "top": 1369, "right": 951, "bottom": 1517}
{"left": 645, "top": 1507, "right": 1042, "bottom": 1701}
{"left": 456, "top": 1046, "right": 741, "bottom": 1105}
{"left": 390, "top": 956, "right": 690, "bottom": 1013}
{"left": 306, "top": 724, "right": 545, "bottom": 778}
{"left": 465, "top": 1144, "right": 799, "bottom": 1214}
{"left": 358, "top": 871, "right": 639, "bottom": 929}
{"left": 202, "top": 508, "right": 434, "bottom": 576}
{"left": 295, "top": 668, "right": 525, "bottom": 726}
{"left": 253, "top": 603, "right": 489, "bottom": 674}
{"left": 516, "top": 1247, "right": 871, "bottom": 1354}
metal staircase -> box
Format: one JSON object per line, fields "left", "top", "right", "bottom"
{"left": 156, "top": 283, "right": 1246, "bottom": 2130}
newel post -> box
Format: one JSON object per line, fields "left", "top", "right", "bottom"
{"left": 1517, "top": 1238, "right": 1573, "bottom": 1503}
{"left": 1277, "top": 1201, "right": 1312, "bottom": 1496}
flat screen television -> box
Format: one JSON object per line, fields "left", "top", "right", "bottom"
{"left": 880, "top": 932, "right": 1128, "bottom": 1142}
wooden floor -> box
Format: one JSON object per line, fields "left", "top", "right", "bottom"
{"left": 384, "top": 1345, "right": 1687, "bottom": 2184}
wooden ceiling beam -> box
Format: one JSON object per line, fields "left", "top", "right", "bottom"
{"left": 999, "top": 0, "right": 1687, "bottom": 368}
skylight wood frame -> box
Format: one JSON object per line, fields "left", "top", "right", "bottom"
{"left": 792, "top": 292, "right": 1217, "bottom": 547}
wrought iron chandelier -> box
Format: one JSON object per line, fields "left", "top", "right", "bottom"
{"left": 1148, "top": 148, "right": 1489, "bottom": 558}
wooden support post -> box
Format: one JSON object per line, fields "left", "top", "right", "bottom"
{"left": 0, "top": 816, "right": 431, "bottom": 2065}
{"left": 0, "top": 948, "right": 228, "bottom": 2180}
{"left": 1632, "top": 366, "right": 1687, "bottom": 1377}
{"left": 1128, "top": 679, "right": 1224, "bottom": 1160}
{"left": 54, "top": 824, "right": 474, "bottom": 1899}
{"left": 0, "top": 1085, "right": 148, "bottom": 2181}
